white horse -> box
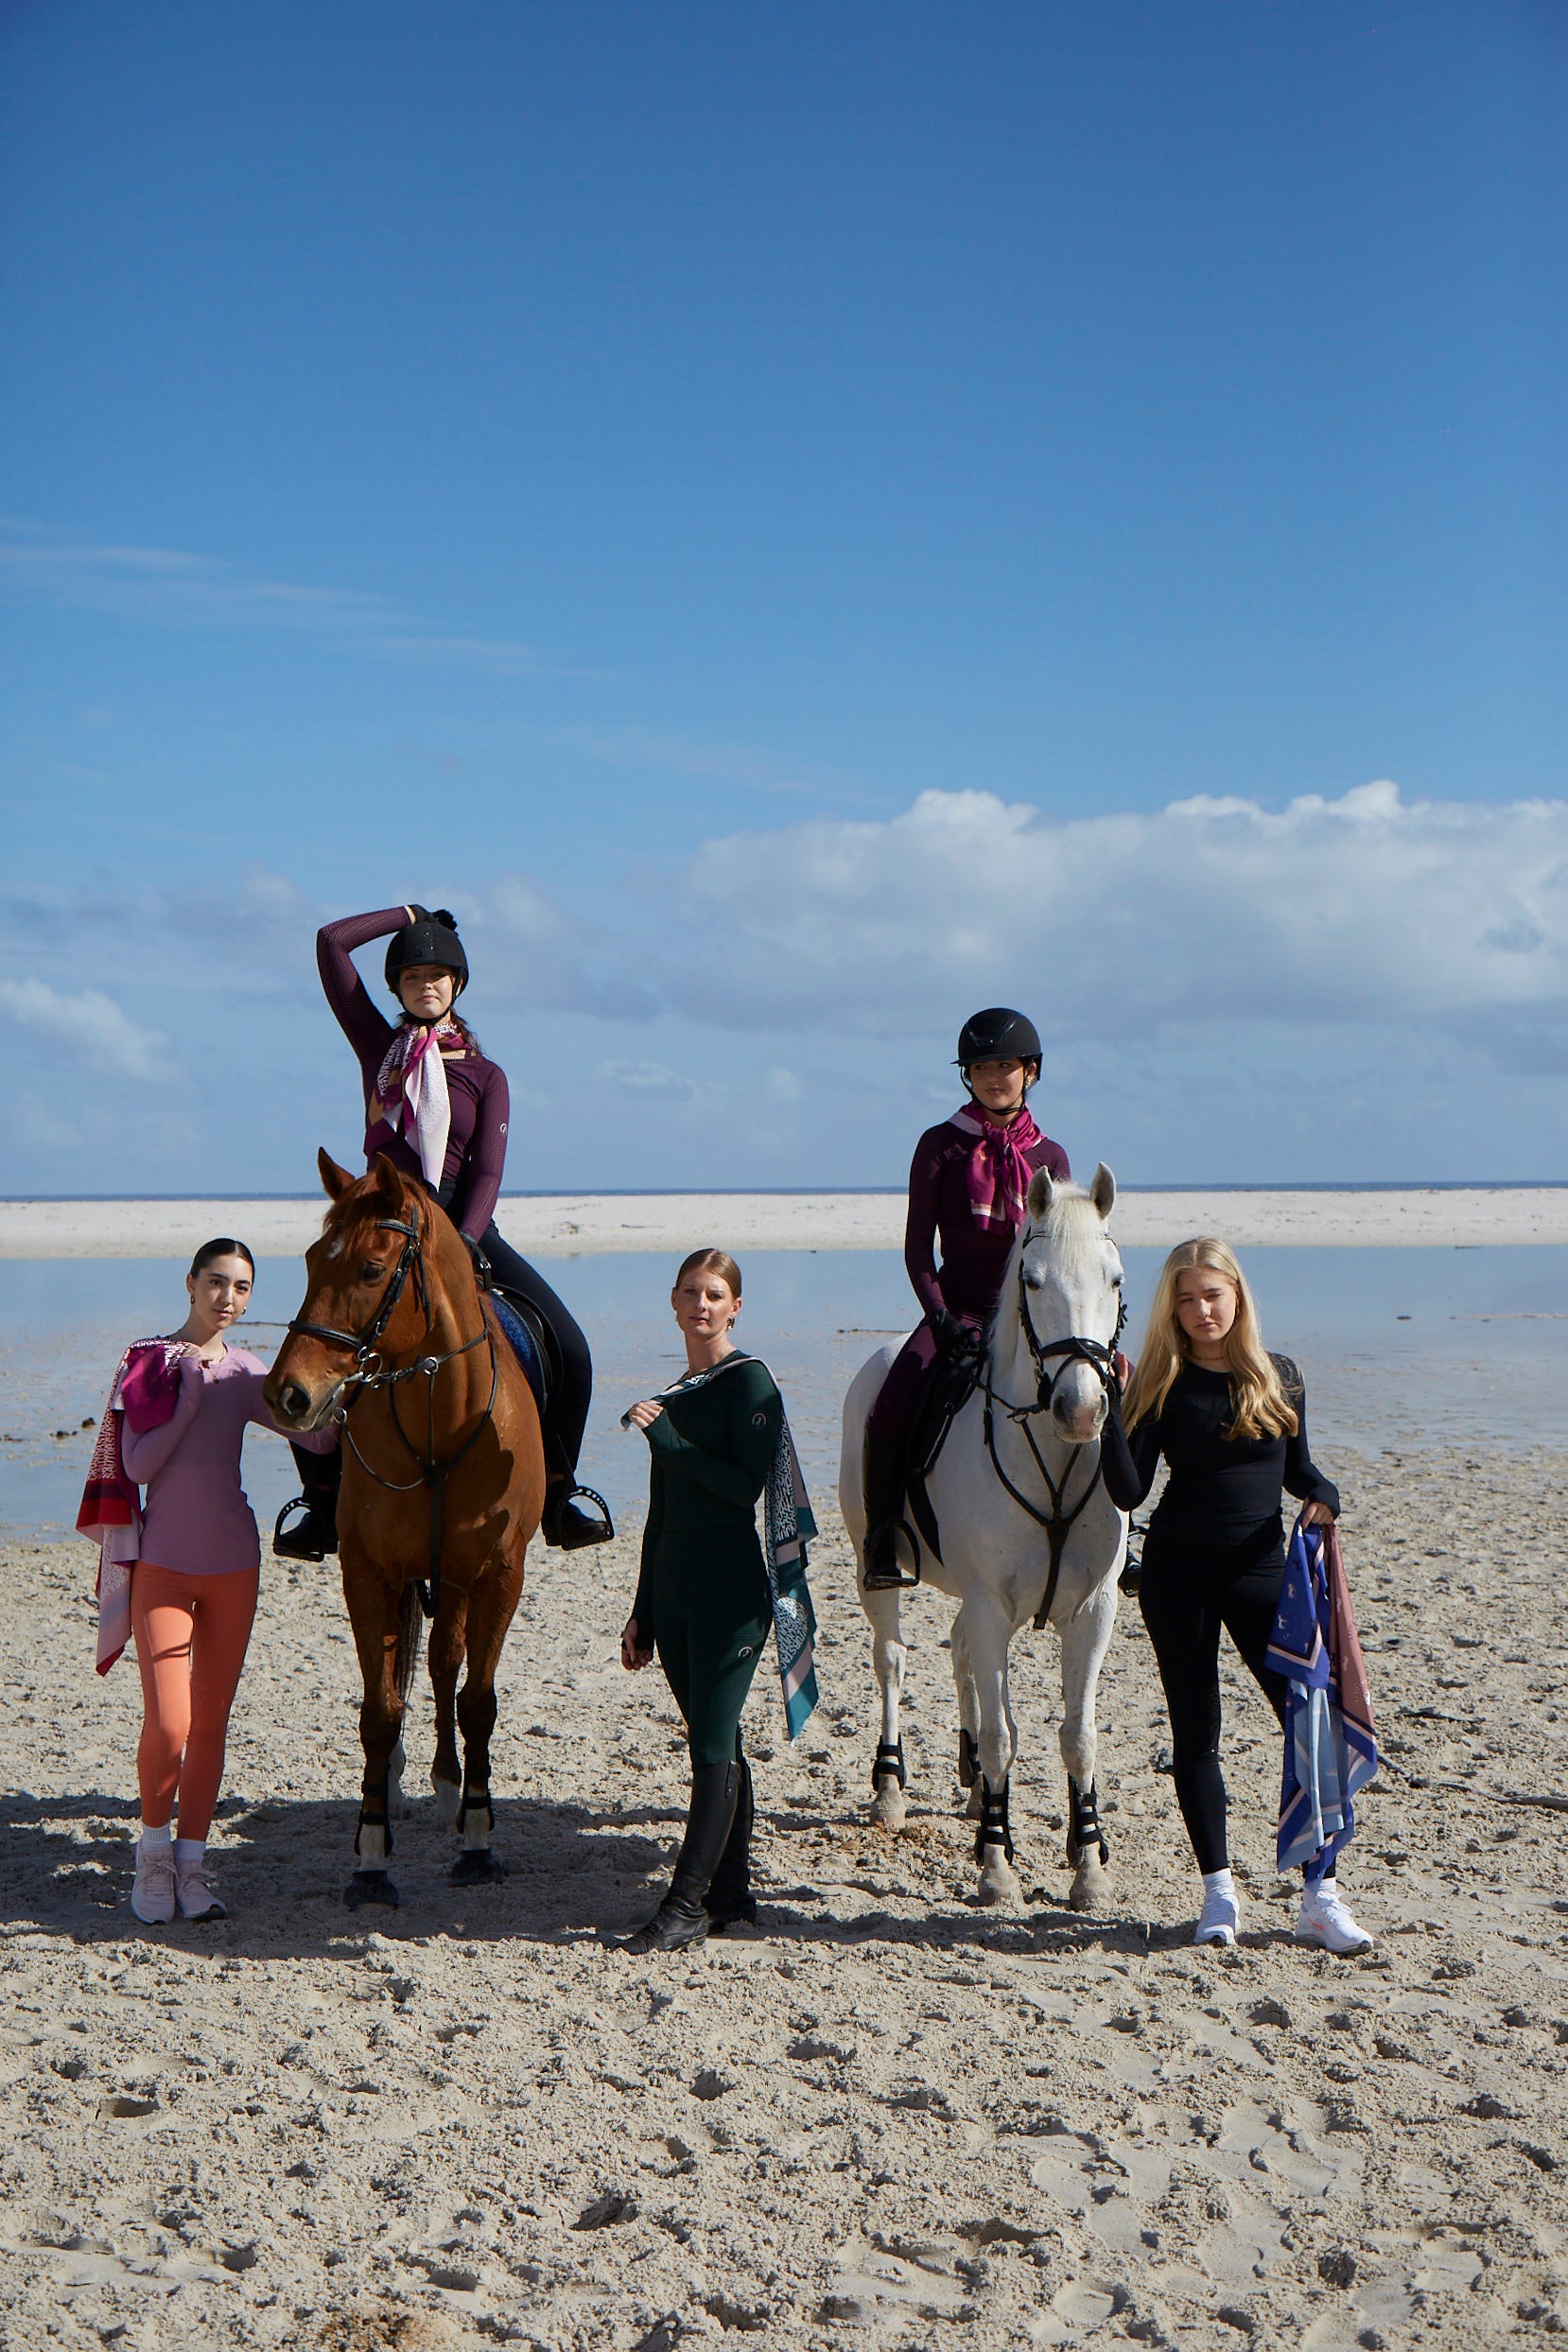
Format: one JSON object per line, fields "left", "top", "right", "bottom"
{"left": 840, "top": 1166, "right": 1127, "bottom": 1908}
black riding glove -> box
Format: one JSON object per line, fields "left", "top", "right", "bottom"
{"left": 931, "top": 1310, "right": 982, "bottom": 1361}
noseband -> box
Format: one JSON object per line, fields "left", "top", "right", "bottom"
{"left": 981, "top": 1234, "right": 1127, "bottom": 1629}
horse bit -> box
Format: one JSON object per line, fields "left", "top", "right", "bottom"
{"left": 286, "top": 1209, "right": 498, "bottom": 1617}
{"left": 981, "top": 1240, "right": 1127, "bottom": 1629}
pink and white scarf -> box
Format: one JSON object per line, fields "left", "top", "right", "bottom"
{"left": 371, "top": 1019, "right": 463, "bottom": 1186}
{"left": 948, "top": 1102, "right": 1045, "bottom": 1229}
{"left": 77, "top": 1337, "right": 187, "bottom": 1675}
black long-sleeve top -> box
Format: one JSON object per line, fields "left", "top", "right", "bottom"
{"left": 1102, "top": 1354, "right": 1338, "bottom": 1545}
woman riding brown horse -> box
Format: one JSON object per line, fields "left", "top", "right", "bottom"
{"left": 265, "top": 1149, "right": 546, "bottom": 1906}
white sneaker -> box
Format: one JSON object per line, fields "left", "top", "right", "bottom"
{"left": 1296, "top": 1881, "right": 1372, "bottom": 1955}
{"left": 175, "top": 1859, "right": 227, "bottom": 1922}
{"left": 1194, "top": 1884, "right": 1240, "bottom": 1945}
{"left": 131, "top": 1837, "right": 177, "bottom": 1925}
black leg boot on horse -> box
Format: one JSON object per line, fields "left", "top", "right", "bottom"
{"left": 273, "top": 1439, "right": 341, "bottom": 1562}
{"left": 618, "top": 1761, "right": 740, "bottom": 1954}
{"left": 705, "top": 1745, "right": 758, "bottom": 1933}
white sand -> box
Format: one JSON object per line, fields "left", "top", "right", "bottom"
{"left": 3, "top": 1187, "right": 1566, "bottom": 1260}
{"left": 2, "top": 1452, "right": 1565, "bottom": 2348}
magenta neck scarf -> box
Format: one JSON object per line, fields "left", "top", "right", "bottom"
{"left": 371, "top": 1018, "right": 465, "bottom": 1186}
{"left": 948, "top": 1100, "right": 1043, "bottom": 1229}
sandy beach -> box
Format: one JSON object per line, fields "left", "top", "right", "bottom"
{"left": 2, "top": 1448, "right": 1564, "bottom": 2349}
{"left": 3, "top": 1189, "right": 1567, "bottom": 1260}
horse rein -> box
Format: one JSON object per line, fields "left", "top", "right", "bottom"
{"left": 981, "top": 1239, "right": 1127, "bottom": 1629}
{"left": 287, "top": 1207, "right": 499, "bottom": 1618}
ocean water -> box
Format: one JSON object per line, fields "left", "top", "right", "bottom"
{"left": 2, "top": 1243, "right": 1563, "bottom": 1546}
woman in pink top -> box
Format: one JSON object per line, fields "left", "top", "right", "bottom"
{"left": 117, "top": 1238, "right": 334, "bottom": 1926}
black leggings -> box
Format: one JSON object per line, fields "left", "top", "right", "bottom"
{"left": 1138, "top": 1527, "right": 1289, "bottom": 1875}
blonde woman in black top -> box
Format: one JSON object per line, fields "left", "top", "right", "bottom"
{"left": 1102, "top": 1238, "right": 1371, "bottom": 1955}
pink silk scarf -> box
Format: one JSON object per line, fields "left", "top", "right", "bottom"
{"left": 77, "top": 1337, "right": 188, "bottom": 1675}
{"left": 948, "top": 1102, "right": 1045, "bottom": 1229}
{"left": 369, "top": 1018, "right": 463, "bottom": 1187}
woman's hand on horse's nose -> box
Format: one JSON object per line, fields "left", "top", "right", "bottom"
{"left": 1114, "top": 1351, "right": 1133, "bottom": 1387}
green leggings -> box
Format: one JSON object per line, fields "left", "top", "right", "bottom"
{"left": 653, "top": 1571, "right": 772, "bottom": 1768}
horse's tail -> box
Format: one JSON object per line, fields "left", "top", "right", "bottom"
{"left": 395, "top": 1581, "right": 424, "bottom": 1705}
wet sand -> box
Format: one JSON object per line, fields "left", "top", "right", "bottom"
{"left": 2, "top": 1447, "right": 1564, "bottom": 2348}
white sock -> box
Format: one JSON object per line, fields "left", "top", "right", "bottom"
{"left": 173, "top": 1838, "right": 205, "bottom": 1868}
{"left": 1202, "top": 1867, "right": 1235, "bottom": 1900}
{"left": 139, "top": 1821, "right": 172, "bottom": 1851}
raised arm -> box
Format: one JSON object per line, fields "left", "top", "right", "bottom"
{"left": 316, "top": 906, "right": 409, "bottom": 1070}
{"left": 645, "top": 1365, "right": 782, "bottom": 1509}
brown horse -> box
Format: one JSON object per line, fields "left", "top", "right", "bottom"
{"left": 264, "top": 1149, "right": 546, "bottom": 1908}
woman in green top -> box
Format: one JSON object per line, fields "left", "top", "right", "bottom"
{"left": 619, "top": 1247, "right": 781, "bottom": 1954}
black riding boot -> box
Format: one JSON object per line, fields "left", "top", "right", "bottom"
{"left": 862, "top": 1439, "right": 919, "bottom": 1591}
{"left": 705, "top": 1750, "right": 757, "bottom": 1931}
{"left": 618, "top": 1761, "right": 740, "bottom": 1955}
{"left": 273, "top": 1442, "right": 341, "bottom": 1562}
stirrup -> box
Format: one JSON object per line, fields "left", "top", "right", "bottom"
{"left": 542, "top": 1483, "right": 615, "bottom": 1550}
{"left": 272, "top": 1498, "right": 335, "bottom": 1562}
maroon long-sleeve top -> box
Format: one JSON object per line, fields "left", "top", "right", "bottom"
{"left": 905, "top": 1116, "right": 1071, "bottom": 1324}
{"left": 317, "top": 906, "right": 510, "bottom": 1242}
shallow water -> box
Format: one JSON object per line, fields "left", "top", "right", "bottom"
{"left": 1, "top": 1245, "right": 1563, "bottom": 1544}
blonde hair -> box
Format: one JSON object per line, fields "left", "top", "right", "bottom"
{"left": 1123, "top": 1237, "right": 1298, "bottom": 1441}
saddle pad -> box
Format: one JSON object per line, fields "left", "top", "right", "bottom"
{"left": 491, "top": 1294, "right": 549, "bottom": 1417}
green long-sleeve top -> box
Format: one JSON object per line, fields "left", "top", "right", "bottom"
{"left": 631, "top": 1355, "right": 781, "bottom": 1636}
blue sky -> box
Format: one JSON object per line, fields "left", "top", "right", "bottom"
{"left": 2, "top": 3, "right": 1565, "bottom": 1194}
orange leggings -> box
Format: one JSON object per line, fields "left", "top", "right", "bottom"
{"left": 131, "top": 1563, "right": 260, "bottom": 1840}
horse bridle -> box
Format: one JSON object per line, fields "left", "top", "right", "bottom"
{"left": 286, "top": 1206, "right": 497, "bottom": 1617}
{"left": 981, "top": 1238, "right": 1127, "bottom": 1630}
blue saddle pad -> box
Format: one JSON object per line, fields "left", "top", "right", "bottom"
{"left": 492, "top": 1294, "right": 549, "bottom": 1417}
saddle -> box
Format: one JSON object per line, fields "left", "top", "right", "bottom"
{"left": 489, "top": 1292, "right": 551, "bottom": 1420}
{"left": 867, "top": 1344, "right": 983, "bottom": 1576}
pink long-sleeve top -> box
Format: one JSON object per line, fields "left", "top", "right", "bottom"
{"left": 118, "top": 1348, "right": 334, "bottom": 1575}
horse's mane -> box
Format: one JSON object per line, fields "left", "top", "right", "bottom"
{"left": 318, "top": 1162, "right": 418, "bottom": 1253}
{"left": 989, "top": 1183, "right": 1105, "bottom": 1349}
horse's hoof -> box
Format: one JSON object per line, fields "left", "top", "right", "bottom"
{"left": 345, "top": 1872, "right": 399, "bottom": 1909}
{"left": 978, "top": 1856, "right": 1024, "bottom": 1908}
{"left": 869, "top": 1786, "right": 907, "bottom": 1832}
{"left": 451, "top": 1850, "right": 506, "bottom": 1886}
{"left": 1069, "top": 1860, "right": 1110, "bottom": 1913}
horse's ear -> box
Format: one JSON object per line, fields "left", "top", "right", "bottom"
{"left": 370, "top": 1151, "right": 406, "bottom": 1206}
{"left": 1027, "top": 1168, "right": 1054, "bottom": 1220}
{"left": 1090, "top": 1162, "right": 1116, "bottom": 1220}
{"left": 319, "top": 1149, "right": 356, "bottom": 1200}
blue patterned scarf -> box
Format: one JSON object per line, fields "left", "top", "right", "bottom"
{"left": 1267, "top": 1516, "right": 1378, "bottom": 1886}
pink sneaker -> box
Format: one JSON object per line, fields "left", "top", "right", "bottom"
{"left": 131, "top": 1838, "right": 176, "bottom": 1925}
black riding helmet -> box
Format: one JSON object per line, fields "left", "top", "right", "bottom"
{"left": 385, "top": 906, "right": 469, "bottom": 1000}
{"left": 955, "top": 1006, "right": 1041, "bottom": 1072}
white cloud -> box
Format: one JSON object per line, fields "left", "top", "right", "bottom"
{"left": 655, "top": 782, "right": 1568, "bottom": 1062}
{"left": 598, "top": 1059, "right": 699, "bottom": 1100}
{"left": 0, "top": 979, "right": 180, "bottom": 1085}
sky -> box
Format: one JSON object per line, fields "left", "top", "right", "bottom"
{"left": 2, "top": 2, "right": 1565, "bottom": 1195}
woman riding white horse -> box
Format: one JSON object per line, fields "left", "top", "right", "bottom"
{"left": 842, "top": 1165, "right": 1127, "bottom": 1907}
